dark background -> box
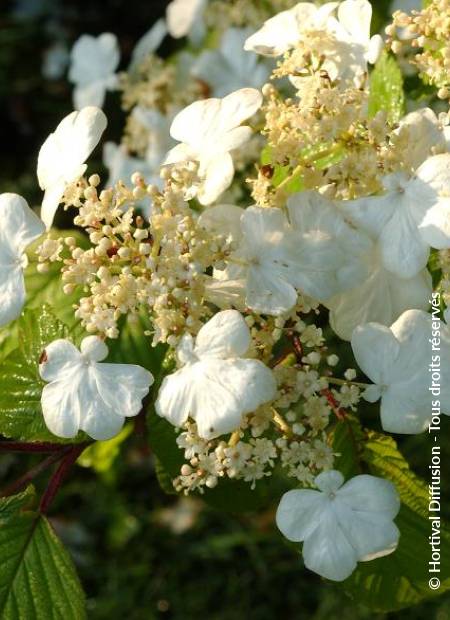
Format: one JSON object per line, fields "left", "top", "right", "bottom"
{"left": 1, "top": 1, "right": 450, "bottom": 618}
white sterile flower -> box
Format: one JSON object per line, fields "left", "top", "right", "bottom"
{"left": 352, "top": 309, "right": 450, "bottom": 433}
{"left": 244, "top": 1, "right": 382, "bottom": 84}
{"left": 325, "top": 242, "right": 431, "bottom": 341}
{"left": 164, "top": 88, "right": 262, "bottom": 205}
{"left": 37, "top": 106, "right": 107, "bottom": 229}
{"left": 166, "top": 0, "right": 207, "bottom": 45}
{"left": 341, "top": 153, "right": 450, "bottom": 278}
{"left": 193, "top": 28, "right": 271, "bottom": 98}
{"left": 129, "top": 19, "right": 167, "bottom": 70}
{"left": 69, "top": 33, "right": 120, "bottom": 109}
{"left": 200, "top": 196, "right": 369, "bottom": 315}
{"left": 0, "top": 193, "right": 45, "bottom": 327}
{"left": 276, "top": 470, "right": 400, "bottom": 581}
{"left": 155, "top": 310, "right": 276, "bottom": 440}
{"left": 39, "top": 336, "right": 154, "bottom": 440}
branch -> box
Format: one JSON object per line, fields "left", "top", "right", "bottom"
{"left": 0, "top": 441, "right": 74, "bottom": 453}
{"left": 39, "top": 445, "right": 86, "bottom": 514}
{"left": 0, "top": 450, "right": 70, "bottom": 497}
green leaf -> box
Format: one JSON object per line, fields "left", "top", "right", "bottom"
{"left": 25, "top": 230, "right": 89, "bottom": 335}
{"left": 0, "top": 306, "right": 85, "bottom": 443}
{"left": 368, "top": 50, "right": 405, "bottom": 122}
{"left": 342, "top": 431, "right": 450, "bottom": 611}
{"left": 331, "top": 415, "right": 365, "bottom": 479}
{"left": 0, "top": 488, "right": 86, "bottom": 619}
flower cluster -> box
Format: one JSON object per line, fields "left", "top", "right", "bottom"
{"left": 2, "top": 0, "right": 450, "bottom": 586}
{"left": 388, "top": 0, "right": 450, "bottom": 100}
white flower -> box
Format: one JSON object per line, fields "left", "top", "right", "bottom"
{"left": 276, "top": 470, "right": 400, "bottom": 581}
{"left": 351, "top": 309, "right": 450, "bottom": 433}
{"left": 129, "top": 19, "right": 167, "bottom": 70}
{"left": 164, "top": 88, "right": 262, "bottom": 205}
{"left": 155, "top": 310, "right": 276, "bottom": 439}
{"left": 201, "top": 195, "right": 370, "bottom": 315}
{"left": 341, "top": 153, "right": 450, "bottom": 278}
{"left": 326, "top": 242, "right": 432, "bottom": 340}
{"left": 166, "top": 0, "right": 206, "bottom": 44}
{"left": 0, "top": 193, "right": 45, "bottom": 327}
{"left": 192, "top": 28, "right": 271, "bottom": 97}
{"left": 39, "top": 336, "right": 154, "bottom": 440}
{"left": 68, "top": 33, "right": 120, "bottom": 109}
{"left": 37, "top": 106, "right": 107, "bottom": 229}
{"left": 244, "top": 0, "right": 382, "bottom": 85}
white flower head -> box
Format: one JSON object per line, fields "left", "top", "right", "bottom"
{"left": 352, "top": 309, "right": 450, "bottom": 433}
{"left": 0, "top": 193, "right": 45, "bottom": 327}
{"left": 155, "top": 310, "right": 276, "bottom": 440}
{"left": 244, "top": 0, "right": 382, "bottom": 85}
{"left": 276, "top": 470, "right": 400, "bottom": 581}
{"left": 164, "top": 88, "right": 263, "bottom": 205}
{"left": 37, "top": 106, "right": 107, "bottom": 229}
{"left": 201, "top": 195, "right": 371, "bottom": 316}
{"left": 39, "top": 336, "right": 154, "bottom": 440}
{"left": 69, "top": 33, "right": 120, "bottom": 109}
{"left": 341, "top": 152, "right": 450, "bottom": 279}
{"left": 192, "top": 28, "right": 271, "bottom": 97}
{"left": 166, "top": 0, "right": 207, "bottom": 44}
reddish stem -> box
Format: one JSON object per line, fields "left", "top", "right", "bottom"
{"left": 39, "top": 445, "right": 86, "bottom": 514}
{"left": 0, "top": 441, "right": 73, "bottom": 453}
{"left": 322, "top": 388, "right": 346, "bottom": 421}
{"left": 1, "top": 450, "right": 70, "bottom": 497}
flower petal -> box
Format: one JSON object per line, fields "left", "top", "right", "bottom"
{"left": 93, "top": 363, "right": 153, "bottom": 417}
{"left": 39, "top": 339, "right": 82, "bottom": 382}
{"left": 194, "top": 309, "right": 251, "bottom": 359}
{"left": 276, "top": 489, "right": 326, "bottom": 542}
{"left": 351, "top": 322, "right": 400, "bottom": 385}
{"left": 302, "top": 508, "right": 358, "bottom": 581}
{"left": 41, "top": 376, "right": 82, "bottom": 438}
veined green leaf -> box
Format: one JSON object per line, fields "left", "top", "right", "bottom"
{"left": 0, "top": 488, "right": 86, "bottom": 619}
{"left": 368, "top": 50, "right": 405, "bottom": 122}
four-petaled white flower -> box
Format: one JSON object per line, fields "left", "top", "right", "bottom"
{"left": 0, "top": 193, "right": 45, "bottom": 327}
{"left": 193, "top": 28, "right": 271, "bottom": 97}
{"left": 201, "top": 195, "right": 371, "bottom": 315}
{"left": 39, "top": 336, "right": 154, "bottom": 440}
{"left": 164, "top": 88, "right": 262, "bottom": 205}
{"left": 244, "top": 0, "right": 382, "bottom": 86}
{"left": 276, "top": 470, "right": 400, "bottom": 581}
{"left": 341, "top": 152, "right": 450, "bottom": 279}
{"left": 69, "top": 33, "right": 120, "bottom": 109}
{"left": 351, "top": 309, "right": 450, "bottom": 433}
{"left": 166, "top": 0, "right": 207, "bottom": 45}
{"left": 37, "top": 106, "right": 107, "bottom": 229}
{"left": 155, "top": 310, "right": 276, "bottom": 439}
